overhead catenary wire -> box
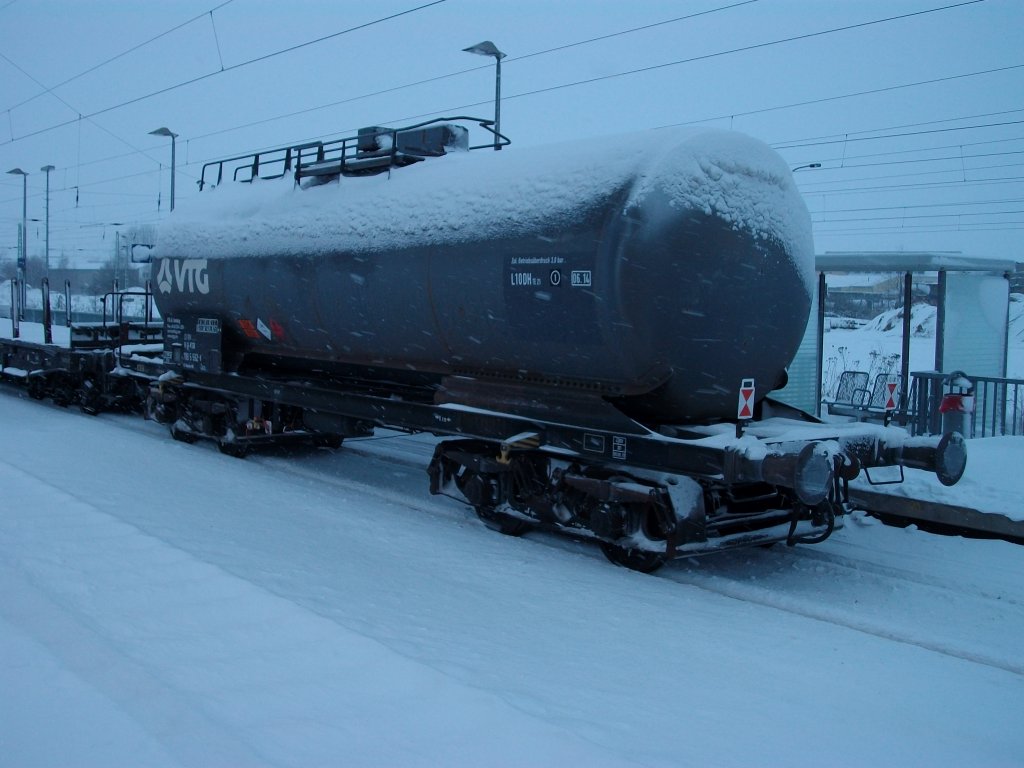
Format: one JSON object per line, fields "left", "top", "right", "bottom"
{"left": 659, "top": 68, "right": 1024, "bottom": 136}
{"left": 798, "top": 175, "right": 1024, "bottom": 197}
{"left": 766, "top": 107, "right": 1024, "bottom": 150}
{"left": 186, "top": 0, "right": 763, "bottom": 144}
{"left": 813, "top": 223, "right": 1024, "bottom": 235}
{"left": 0, "top": 1, "right": 451, "bottom": 233}
{"left": 0, "top": 51, "right": 165, "bottom": 170}
{"left": 811, "top": 209, "right": 1024, "bottom": 224}
{"left": 0, "top": 0, "right": 990, "bottom": 151}
{"left": 809, "top": 196, "right": 1024, "bottom": 214}
{"left": 771, "top": 117, "right": 1024, "bottom": 151}
{"left": 785, "top": 132, "right": 1024, "bottom": 168}
{"left": 228, "top": 70, "right": 1022, "bottom": 172}
{"left": 800, "top": 147, "right": 1024, "bottom": 172}
{"left": 795, "top": 161, "right": 1024, "bottom": 193}
{"left": 3, "top": 1, "right": 1019, "bottom": 253}
{"left": 7, "top": 1, "right": 1009, "bottom": 178}
{"left": 0, "top": 0, "right": 237, "bottom": 115}
{"left": 0, "top": 0, "right": 829, "bottom": 207}
{"left": 473, "top": 1, "right": 994, "bottom": 126}
{"left": 0, "top": 0, "right": 450, "bottom": 147}
{"left": 192, "top": 0, "right": 1004, "bottom": 155}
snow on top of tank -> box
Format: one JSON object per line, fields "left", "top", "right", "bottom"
{"left": 628, "top": 129, "right": 814, "bottom": 289}
{"left": 156, "top": 126, "right": 812, "bottom": 285}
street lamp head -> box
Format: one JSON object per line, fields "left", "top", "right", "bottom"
{"left": 40, "top": 164, "right": 55, "bottom": 173}
{"left": 792, "top": 162, "right": 822, "bottom": 172}
{"left": 150, "top": 127, "right": 178, "bottom": 211}
{"left": 463, "top": 40, "right": 507, "bottom": 151}
{"left": 7, "top": 167, "right": 28, "bottom": 176}
{"left": 463, "top": 40, "right": 505, "bottom": 60}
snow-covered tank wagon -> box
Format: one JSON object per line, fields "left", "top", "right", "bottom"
{"left": 147, "top": 119, "right": 965, "bottom": 572}
{"left": 153, "top": 122, "right": 813, "bottom": 426}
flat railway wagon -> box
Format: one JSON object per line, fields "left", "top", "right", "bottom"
{"left": 1, "top": 283, "right": 161, "bottom": 412}
{"left": 3, "top": 118, "right": 967, "bottom": 572}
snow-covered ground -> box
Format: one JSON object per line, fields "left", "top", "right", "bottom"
{"left": 2, "top": 388, "right": 1022, "bottom": 766}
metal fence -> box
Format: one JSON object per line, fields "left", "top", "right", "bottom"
{"left": 907, "top": 371, "right": 1024, "bottom": 437}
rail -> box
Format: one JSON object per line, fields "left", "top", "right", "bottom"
{"left": 198, "top": 116, "right": 509, "bottom": 190}
{"left": 907, "top": 370, "right": 1024, "bottom": 437}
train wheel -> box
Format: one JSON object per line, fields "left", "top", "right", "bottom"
{"left": 27, "top": 376, "right": 46, "bottom": 400}
{"left": 170, "top": 421, "right": 198, "bottom": 444}
{"left": 218, "top": 439, "right": 249, "bottom": 458}
{"left": 475, "top": 506, "right": 532, "bottom": 537}
{"left": 51, "top": 375, "right": 75, "bottom": 408}
{"left": 78, "top": 376, "right": 101, "bottom": 416}
{"left": 599, "top": 542, "right": 668, "bottom": 573}
{"left": 312, "top": 434, "right": 344, "bottom": 449}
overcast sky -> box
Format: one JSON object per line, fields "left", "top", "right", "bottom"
{"left": 1, "top": 0, "right": 1021, "bottom": 268}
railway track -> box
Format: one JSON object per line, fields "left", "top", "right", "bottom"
{"left": 4, "top": 388, "right": 1021, "bottom": 681}
{"left": 248, "top": 429, "right": 1024, "bottom": 678}
{"left": 660, "top": 559, "right": 1024, "bottom": 677}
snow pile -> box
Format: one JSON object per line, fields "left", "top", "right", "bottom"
{"left": 156, "top": 126, "right": 813, "bottom": 287}
{"left": 859, "top": 302, "right": 937, "bottom": 336}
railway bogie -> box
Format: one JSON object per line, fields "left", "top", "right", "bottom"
{"left": 427, "top": 438, "right": 843, "bottom": 570}
{"left": 147, "top": 383, "right": 363, "bottom": 456}
{"left": 2, "top": 340, "right": 149, "bottom": 415}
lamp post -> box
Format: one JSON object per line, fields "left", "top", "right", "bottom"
{"left": 462, "top": 40, "right": 506, "bottom": 150}
{"left": 6, "top": 167, "right": 28, "bottom": 315}
{"left": 40, "top": 165, "right": 54, "bottom": 278}
{"left": 149, "top": 127, "right": 178, "bottom": 211}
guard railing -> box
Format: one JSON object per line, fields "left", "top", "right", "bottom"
{"left": 907, "top": 370, "right": 1024, "bottom": 437}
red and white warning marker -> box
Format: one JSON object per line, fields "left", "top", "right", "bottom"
{"left": 737, "top": 378, "right": 756, "bottom": 421}
{"left": 885, "top": 381, "right": 898, "bottom": 411}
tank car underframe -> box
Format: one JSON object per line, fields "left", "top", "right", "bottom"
{"left": 151, "top": 367, "right": 965, "bottom": 572}
{"left": 427, "top": 438, "right": 843, "bottom": 572}
{"left": 1, "top": 339, "right": 150, "bottom": 414}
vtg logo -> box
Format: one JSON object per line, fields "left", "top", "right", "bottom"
{"left": 156, "top": 258, "right": 211, "bottom": 295}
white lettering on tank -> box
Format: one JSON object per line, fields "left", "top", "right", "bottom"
{"left": 157, "top": 259, "right": 211, "bottom": 294}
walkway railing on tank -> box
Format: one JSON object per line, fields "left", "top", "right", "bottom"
{"left": 907, "top": 370, "right": 1024, "bottom": 437}
{"left": 198, "top": 116, "right": 509, "bottom": 190}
